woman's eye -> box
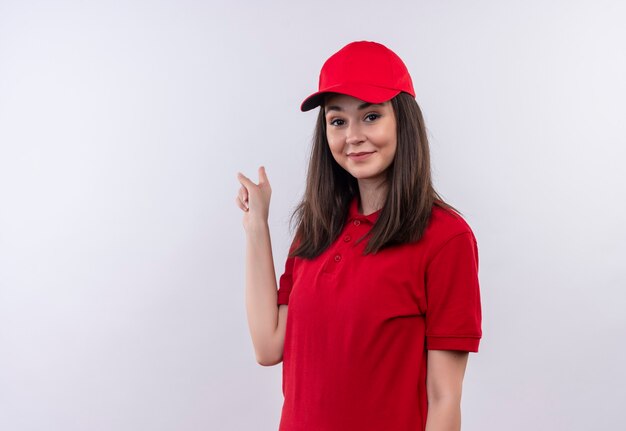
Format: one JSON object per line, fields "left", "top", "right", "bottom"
{"left": 329, "top": 114, "right": 379, "bottom": 126}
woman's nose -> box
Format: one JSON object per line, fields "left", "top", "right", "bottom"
{"left": 345, "top": 123, "right": 365, "bottom": 146}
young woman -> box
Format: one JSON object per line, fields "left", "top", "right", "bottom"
{"left": 236, "top": 41, "right": 482, "bottom": 431}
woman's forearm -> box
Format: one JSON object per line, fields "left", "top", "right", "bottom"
{"left": 425, "top": 399, "right": 462, "bottom": 431}
{"left": 244, "top": 220, "right": 280, "bottom": 365}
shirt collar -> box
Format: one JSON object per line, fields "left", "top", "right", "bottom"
{"left": 347, "top": 195, "right": 381, "bottom": 225}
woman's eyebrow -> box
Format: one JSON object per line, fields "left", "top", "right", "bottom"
{"left": 325, "top": 102, "right": 385, "bottom": 113}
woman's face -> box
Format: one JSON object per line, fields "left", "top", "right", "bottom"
{"left": 324, "top": 93, "right": 397, "bottom": 185}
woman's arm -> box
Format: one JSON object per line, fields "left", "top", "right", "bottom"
{"left": 236, "top": 167, "right": 285, "bottom": 366}
{"left": 425, "top": 350, "right": 469, "bottom": 431}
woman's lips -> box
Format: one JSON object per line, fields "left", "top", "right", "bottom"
{"left": 347, "top": 151, "right": 374, "bottom": 161}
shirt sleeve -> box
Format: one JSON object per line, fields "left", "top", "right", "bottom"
{"left": 277, "top": 254, "right": 295, "bottom": 305}
{"left": 424, "top": 231, "right": 482, "bottom": 352}
{"left": 277, "top": 238, "right": 300, "bottom": 305}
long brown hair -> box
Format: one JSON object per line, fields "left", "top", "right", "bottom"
{"left": 289, "top": 92, "right": 461, "bottom": 258}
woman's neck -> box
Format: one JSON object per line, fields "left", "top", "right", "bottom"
{"left": 357, "top": 178, "right": 388, "bottom": 215}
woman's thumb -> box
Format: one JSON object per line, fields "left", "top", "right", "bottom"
{"left": 237, "top": 171, "right": 254, "bottom": 188}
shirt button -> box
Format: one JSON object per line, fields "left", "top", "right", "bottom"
{"left": 353, "top": 220, "right": 360, "bottom": 226}
{"left": 343, "top": 235, "right": 351, "bottom": 242}
{"left": 334, "top": 254, "right": 342, "bottom": 262}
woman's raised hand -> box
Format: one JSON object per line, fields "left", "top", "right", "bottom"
{"left": 236, "top": 166, "right": 272, "bottom": 230}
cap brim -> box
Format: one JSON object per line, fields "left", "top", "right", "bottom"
{"left": 300, "top": 83, "right": 401, "bottom": 112}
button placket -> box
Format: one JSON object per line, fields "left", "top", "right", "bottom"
{"left": 322, "top": 218, "right": 367, "bottom": 275}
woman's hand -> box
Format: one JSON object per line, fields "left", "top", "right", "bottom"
{"left": 236, "top": 166, "right": 272, "bottom": 230}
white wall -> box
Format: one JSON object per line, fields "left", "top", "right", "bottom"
{"left": 1, "top": 1, "right": 624, "bottom": 430}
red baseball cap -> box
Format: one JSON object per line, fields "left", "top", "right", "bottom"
{"left": 300, "top": 40, "right": 416, "bottom": 112}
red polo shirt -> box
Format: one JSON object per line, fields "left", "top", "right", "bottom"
{"left": 276, "top": 196, "right": 482, "bottom": 431}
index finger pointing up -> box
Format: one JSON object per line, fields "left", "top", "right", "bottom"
{"left": 258, "top": 166, "right": 269, "bottom": 184}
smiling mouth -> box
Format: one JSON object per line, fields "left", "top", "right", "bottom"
{"left": 347, "top": 151, "right": 375, "bottom": 161}
{"left": 347, "top": 151, "right": 374, "bottom": 156}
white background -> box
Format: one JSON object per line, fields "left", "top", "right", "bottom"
{"left": 1, "top": 1, "right": 625, "bottom": 430}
